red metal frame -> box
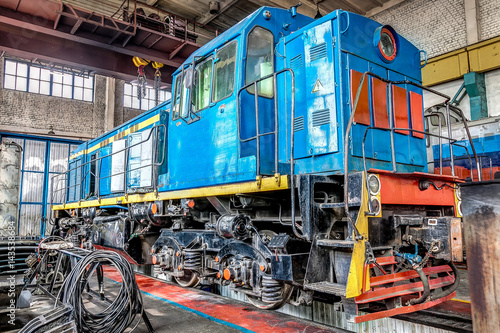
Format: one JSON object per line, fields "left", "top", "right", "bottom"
{"left": 372, "top": 169, "right": 457, "bottom": 206}
{"left": 353, "top": 255, "right": 457, "bottom": 323}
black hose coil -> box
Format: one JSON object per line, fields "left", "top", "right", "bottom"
{"left": 55, "top": 250, "right": 144, "bottom": 333}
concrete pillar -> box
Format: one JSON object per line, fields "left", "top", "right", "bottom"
{"left": 105, "top": 77, "right": 116, "bottom": 132}
{"left": 464, "top": 0, "right": 481, "bottom": 45}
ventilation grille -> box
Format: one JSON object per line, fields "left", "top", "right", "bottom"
{"left": 290, "top": 54, "right": 303, "bottom": 70}
{"left": 309, "top": 43, "right": 327, "bottom": 61}
{"left": 294, "top": 116, "right": 305, "bottom": 132}
{"left": 312, "top": 109, "right": 330, "bottom": 127}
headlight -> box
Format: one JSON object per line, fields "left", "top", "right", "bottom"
{"left": 455, "top": 187, "right": 461, "bottom": 200}
{"left": 368, "top": 174, "right": 381, "bottom": 195}
{"left": 370, "top": 196, "right": 381, "bottom": 215}
{"left": 380, "top": 30, "right": 396, "bottom": 59}
{"left": 373, "top": 25, "right": 398, "bottom": 62}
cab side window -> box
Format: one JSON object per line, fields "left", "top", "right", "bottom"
{"left": 245, "top": 27, "right": 274, "bottom": 98}
{"left": 193, "top": 57, "right": 213, "bottom": 112}
{"left": 172, "top": 73, "right": 183, "bottom": 120}
{"left": 172, "top": 69, "right": 192, "bottom": 120}
{"left": 212, "top": 41, "right": 237, "bottom": 102}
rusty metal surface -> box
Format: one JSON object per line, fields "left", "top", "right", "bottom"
{"left": 450, "top": 217, "right": 464, "bottom": 262}
{"left": 461, "top": 180, "right": 500, "bottom": 332}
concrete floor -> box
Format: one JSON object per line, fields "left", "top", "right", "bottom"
{"left": 0, "top": 271, "right": 344, "bottom": 333}
{"left": 0, "top": 264, "right": 471, "bottom": 333}
{"left": 454, "top": 265, "right": 471, "bottom": 302}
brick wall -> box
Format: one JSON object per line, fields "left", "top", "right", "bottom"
{"left": 372, "top": 0, "right": 467, "bottom": 58}
{"left": 0, "top": 57, "right": 151, "bottom": 140}
{"left": 479, "top": 0, "right": 500, "bottom": 41}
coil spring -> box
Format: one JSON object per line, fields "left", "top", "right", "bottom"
{"left": 71, "top": 234, "right": 79, "bottom": 245}
{"left": 261, "top": 275, "right": 283, "bottom": 303}
{"left": 183, "top": 249, "right": 202, "bottom": 271}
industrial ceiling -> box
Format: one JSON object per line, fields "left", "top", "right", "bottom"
{"left": 0, "top": 0, "right": 406, "bottom": 84}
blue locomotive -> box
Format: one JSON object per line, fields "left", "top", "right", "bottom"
{"left": 51, "top": 6, "right": 468, "bottom": 323}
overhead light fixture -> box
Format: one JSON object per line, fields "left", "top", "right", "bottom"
{"left": 48, "top": 125, "right": 55, "bottom": 135}
{"left": 209, "top": 1, "right": 220, "bottom": 14}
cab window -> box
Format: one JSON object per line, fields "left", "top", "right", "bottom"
{"left": 245, "top": 27, "right": 274, "bottom": 98}
{"left": 193, "top": 57, "right": 213, "bottom": 112}
{"left": 172, "top": 68, "right": 192, "bottom": 120}
{"left": 212, "top": 41, "right": 237, "bottom": 102}
{"left": 172, "top": 73, "right": 183, "bottom": 120}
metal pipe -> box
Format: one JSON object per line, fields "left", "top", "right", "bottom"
{"left": 289, "top": 71, "right": 303, "bottom": 239}
{"left": 438, "top": 115, "right": 442, "bottom": 175}
{"left": 344, "top": 72, "right": 368, "bottom": 240}
{"left": 274, "top": 74, "right": 279, "bottom": 174}
{"left": 449, "top": 105, "right": 481, "bottom": 181}
{"left": 254, "top": 86, "right": 260, "bottom": 176}
{"left": 445, "top": 103, "right": 455, "bottom": 177}
{"left": 388, "top": 83, "right": 397, "bottom": 172}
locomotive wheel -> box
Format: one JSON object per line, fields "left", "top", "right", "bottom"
{"left": 174, "top": 269, "right": 200, "bottom": 288}
{"left": 246, "top": 284, "right": 293, "bottom": 310}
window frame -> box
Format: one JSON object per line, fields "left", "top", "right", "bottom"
{"left": 123, "top": 83, "right": 170, "bottom": 111}
{"left": 172, "top": 71, "right": 185, "bottom": 120}
{"left": 211, "top": 39, "right": 238, "bottom": 104}
{"left": 171, "top": 38, "right": 238, "bottom": 121}
{"left": 3, "top": 58, "right": 94, "bottom": 102}
{"left": 244, "top": 26, "right": 275, "bottom": 99}
{"left": 192, "top": 55, "right": 214, "bottom": 113}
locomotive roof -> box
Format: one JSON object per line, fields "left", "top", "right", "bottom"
{"left": 173, "top": 6, "right": 312, "bottom": 76}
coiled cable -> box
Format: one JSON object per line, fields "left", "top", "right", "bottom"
{"left": 55, "top": 250, "right": 144, "bottom": 333}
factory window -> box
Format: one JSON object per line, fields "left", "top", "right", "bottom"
{"left": 212, "top": 40, "right": 237, "bottom": 102}
{"left": 3, "top": 59, "right": 94, "bottom": 101}
{"left": 123, "top": 83, "right": 170, "bottom": 111}
{"left": 246, "top": 27, "right": 274, "bottom": 98}
{"left": 193, "top": 57, "right": 213, "bottom": 112}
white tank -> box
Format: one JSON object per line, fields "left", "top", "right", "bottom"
{"left": 0, "top": 141, "right": 22, "bottom": 237}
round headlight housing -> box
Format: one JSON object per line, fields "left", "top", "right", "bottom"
{"left": 368, "top": 174, "right": 381, "bottom": 195}
{"left": 373, "top": 25, "right": 398, "bottom": 62}
{"left": 370, "top": 196, "right": 381, "bottom": 215}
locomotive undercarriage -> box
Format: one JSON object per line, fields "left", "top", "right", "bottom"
{"left": 52, "top": 173, "right": 460, "bottom": 322}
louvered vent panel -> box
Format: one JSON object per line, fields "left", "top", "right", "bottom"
{"left": 312, "top": 109, "right": 330, "bottom": 127}
{"left": 294, "top": 116, "right": 305, "bottom": 132}
{"left": 290, "top": 54, "right": 303, "bottom": 70}
{"left": 310, "top": 43, "right": 327, "bottom": 61}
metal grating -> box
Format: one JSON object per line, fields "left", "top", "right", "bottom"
{"left": 294, "top": 116, "right": 305, "bottom": 132}
{"left": 309, "top": 43, "right": 327, "bottom": 61}
{"left": 290, "top": 54, "right": 303, "bottom": 70}
{"left": 312, "top": 109, "right": 330, "bottom": 127}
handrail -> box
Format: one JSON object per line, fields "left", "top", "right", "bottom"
{"left": 344, "top": 72, "right": 481, "bottom": 240}
{"left": 50, "top": 125, "right": 166, "bottom": 209}
{"left": 236, "top": 68, "right": 303, "bottom": 239}
{"left": 424, "top": 102, "right": 481, "bottom": 180}
{"left": 361, "top": 126, "right": 476, "bottom": 214}
{"left": 237, "top": 69, "right": 294, "bottom": 176}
